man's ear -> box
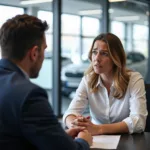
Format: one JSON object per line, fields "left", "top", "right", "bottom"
{"left": 29, "top": 46, "right": 39, "bottom": 61}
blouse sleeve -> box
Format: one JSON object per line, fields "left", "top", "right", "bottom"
{"left": 63, "top": 77, "right": 89, "bottom": 125}
{"left": 123, "top": 73, "right": 148, "bottom": 133}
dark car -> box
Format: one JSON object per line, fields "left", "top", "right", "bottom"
{"left": 127, "top": 52, "right": 147, "bottom": 79}
{"left": 127, "top": 52, "right": 145, "bottom": 64}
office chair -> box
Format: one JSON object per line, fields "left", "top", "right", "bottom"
{"left": 145, "top": 84, "right": 150, "bottom": 132}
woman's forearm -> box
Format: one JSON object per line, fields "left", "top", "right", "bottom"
{"left": 98, "top": 121, "right": 129, "bottom": 134}
{"left": 66, "top": 116, "right": 129, "bottom": 134}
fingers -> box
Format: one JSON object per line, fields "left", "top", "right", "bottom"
{"left": 74, "top": 116, "right": 90, "bottom": 123}
{"left": 71, "top": 121, "right": 87, "bottom": 128}
{"left": 76, "top": 116, "right": 84, "bottom": 122}
{"left": 78, "top": 115, "right": 90, "bottom": 121}
{"left": 72, "top": 126, "right": 86, "bottom": 132}
{"left": 70, "top": 115, "right": 91, "bottom": 128}
{"left": 72, "top": 121, "right": 89, "bottom": 127}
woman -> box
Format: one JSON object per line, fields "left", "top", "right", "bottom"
{"left": 63, "top": 33, "right": 148, "bottom": 135}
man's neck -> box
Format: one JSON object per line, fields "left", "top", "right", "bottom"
{"left": 11, "top": 59, "right": 30, "bottom": 78}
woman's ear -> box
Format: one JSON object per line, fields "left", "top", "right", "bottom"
{"left": 29, "top": 46, "right": 39, "bottom": 62}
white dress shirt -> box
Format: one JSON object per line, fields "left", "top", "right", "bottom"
{"left": 63, "top": 71, "right": 148, "bottom": 134}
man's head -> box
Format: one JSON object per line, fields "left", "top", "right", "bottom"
{"left": 0, "top": 14, "right": 48, "bottom": 78}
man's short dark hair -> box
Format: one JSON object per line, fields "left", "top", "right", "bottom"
{"left": 0, "top": 14, "right": 48, "bottom": 60}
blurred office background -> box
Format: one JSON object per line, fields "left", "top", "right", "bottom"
{"left": 0, "top": 0, "right": 149, "bottom": 117}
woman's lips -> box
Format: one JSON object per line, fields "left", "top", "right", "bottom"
{"left": 94, "top": 64, "right": 102, "bottom": 67}
{"left": 94, "top": 64, "right": 102, "bottom": 68}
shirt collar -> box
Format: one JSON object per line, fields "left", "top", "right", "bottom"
{"left": 17, "top": 65, "right": 29, "bottom": 80}
{"left": 96, "top": 75, "right": 114, "bottom": 89}
{"left": 96, "top": 75, "right": 103, "bottom": 87}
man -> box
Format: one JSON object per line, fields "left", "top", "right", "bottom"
{"left": 0, "top": 14, "right": 92, "bottom": 150}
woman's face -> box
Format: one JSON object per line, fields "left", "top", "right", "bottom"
{"left": 91, "top": 40, "right": 114, "bottom": 75}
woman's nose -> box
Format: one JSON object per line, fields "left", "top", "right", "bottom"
{"left": 95, "top": 52, "right": 101, "bottom": 61}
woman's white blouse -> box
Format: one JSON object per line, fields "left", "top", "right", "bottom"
{"left": 63, "top": 71, "right": 148, "bottom": 133}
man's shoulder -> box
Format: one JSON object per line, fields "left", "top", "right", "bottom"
{"left": 8, "top": 71, "right": 45, "bottom": 93}
{"left": 13, "top": 79, "right": 47, "bottom": 99}
{"left": 1, "top": 74, "right": 47, "bottom": 106}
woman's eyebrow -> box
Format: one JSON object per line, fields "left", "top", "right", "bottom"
{"left": 92, "top": 48, "right": 108, "bottom": 51}
{"left": 92, "top": 48, "right": 98, "bottom": 51}
{"left": 101, "top": 50, "right": 108, "bottom": 51}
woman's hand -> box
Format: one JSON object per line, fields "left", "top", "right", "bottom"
{"left": 71, "top": 115, "right": 101, "bottom": 135}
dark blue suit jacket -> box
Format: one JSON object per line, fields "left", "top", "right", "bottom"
{"left": 0, "top": 59, "right": 89, "bottom": 150}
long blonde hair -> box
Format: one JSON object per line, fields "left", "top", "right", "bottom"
{"left": 85, "top": 33, "right": 130, "bottom": 99}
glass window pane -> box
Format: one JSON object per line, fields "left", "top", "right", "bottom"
{"left": 38, "top": 10, "right": 53, "bottom": 53}
{"left": 133, "top": 24, "right": 148, "bottom": 40}
{"left": 82, "top": 17, "right": 100, "bottom": 36}
{"left": 45, "top": 34, "right": 52, "bottom": 52}
{"left": 111, "top": 21, "right": 125, "bottom": 39}
{"left": 62, "top": 36, "right": 80, "bottom": 61}
{"left": 110, "top": 1, "right": 149, "bottom": 80}
{"left": 133, "top": 24, "right": 148, "bottom": 57}
{"left": 133, "top": 40, "right": 148, "bottom": 57}
{"left": 0, "top": 6, "right": 24, "bottom": 24}
{"left": 61, "top": 0, "right": 102, "bottom": 115}
{"left": 62, "top": 14, "right": 80, "bottom": 35}
{"left": 38, "top": 10, "right": 53, "bottom": 33}
{"left": 82, "top": 38, "right": 93, "bottom": 60}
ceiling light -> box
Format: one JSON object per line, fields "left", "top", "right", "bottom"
{"left": 20, "top": 0, "right": 53, "bottom": 5}
{"left": 79, "top": 9, "right": 114, "bottom": 16}
{"left": 114, "top": 16, "right": 140, "bottom": 21}
{"left": 109, "top": 0, "right": 126, "bottom": 2}
{"left": 79, "top": 9, "right": 102, "bottom": 15}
